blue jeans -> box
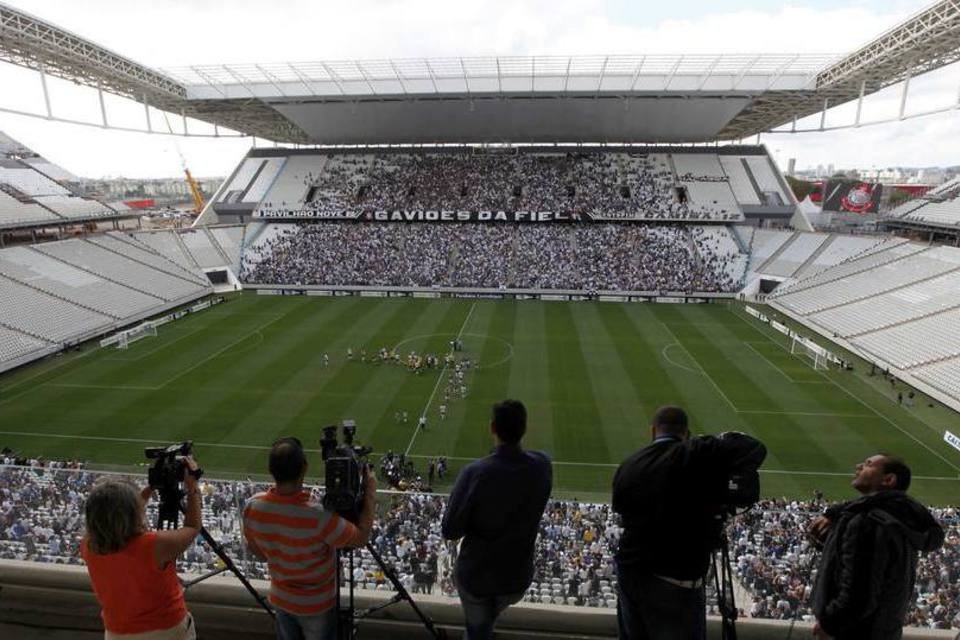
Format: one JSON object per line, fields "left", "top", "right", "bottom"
{"left": 457, "top": 587, "right": 524, "bottom": 640}
{"left": 275, "top": 607, "right": 337, "bottom": 640}
{"left": 616, "top": 563, "right": 706, "bottom": 640}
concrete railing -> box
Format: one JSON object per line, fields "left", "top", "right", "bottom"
{"left": 1, "top": 561, "right": 956, "bottom": 640}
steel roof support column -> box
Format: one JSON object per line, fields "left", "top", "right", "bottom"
{"left": 819, "top": 98, "right": 829, "bottom": 130}
{"left": 899, "top": 66, "right": 913, "bottom": 119}
{"left": 142, "top": 93, "right": 151, "bottom": 133}
{"left": 98, "top": 85, "right": 108, "bottom": 128}
{"left": 38, "top": 65, "right": 52, "bottom": 119}
{"left": 854, "top": 79, "right": 866, "bottom": 126}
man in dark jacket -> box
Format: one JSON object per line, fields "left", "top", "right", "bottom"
{"left": 809, "top": 454, "right": 944, "bottom": 639}
{"left": 441, "top": 399, "right": 552, "bottom": 640}
{"left": 612, "top": 405, "right": 766, "bottom": 640}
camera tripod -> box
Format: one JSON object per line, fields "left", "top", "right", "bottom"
{"left": 337, "top": 543, "right": 445, "bottom": 639}
{"left": 712, "top": 531, "right": 738, "bottom": 640}
{"left": 154, "top": 488, "right": 275, "bottom": 619}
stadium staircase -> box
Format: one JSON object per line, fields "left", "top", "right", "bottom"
{"left": 204, "top": 228, "right": 233, "bottom": 266}
{"left": 792, "top": 234, "right": 837, "bottom": 278}
{"left": 29, "top": 245, "right": 163, "bottom": 301}
{"left": 171, "top": 231, "right": 203, "bottom": 271}
{"left": 731, "top": 225, "right": 751, "bottom": 255}
{"left": 754, "top": 231, "right": 798, "bottom": 273}
{"left": 738, "top": 159, "right": 765, "bottom": 204}
{"left": 0, "top": 268, "right": 122, "bottom": 320}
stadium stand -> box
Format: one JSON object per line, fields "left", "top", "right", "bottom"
{"left": 0, "top": 131, "right": 129, "bottom": 229}
{"left": 240, "top": 222, "right": 747, "bottom": 292}
{"left": 886, "top": 176, "right": 960, "bottom": 227}
{"left": 0, "top": 247, "right": 164, "bottom": 319}
{"left": 208, "top": 225, "right": 245, "bottom": 270}
{"left": 178, "top": 228, "right": 230, "bottom": 269}
{"left": 0, "top": 466, "right": 956, "bottom": 628}
{"left": 755, "top": 232, "right": 830, "bottom": 278}
{"left": 0, "top": 274, "right": 113, "bottom": 343}
{"left": 0, "top": 234, "right": 213, "bottom": 372}
{"left": 719, "top": 157, "right": 762, "bottom": 205}
{"left": 247, "top": 150, "right": 788, "bottom": 222}
{"left": 769, "top": 241, "right": 960, "bottom": 404}
{"left": 33, "top": 196, "right": 115, "bottom": 219}
{"left": 131, "top": 229, "right": 202, "bottom": 272}
{"left": 0, "top": 325, "right": 53, "bottom": 364}
{"left": 33, "top": 238, "right": 209, "bottom": 303}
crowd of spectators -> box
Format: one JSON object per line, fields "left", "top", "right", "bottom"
{"left": 730, "top": 498, "right": 960, "bottom": 630}
{"left": 240, "top": 222, "right": 746, "bottom": 293}
{"left": 2, "top": 465, "right": 956, "bottom": 628}
{"left": 256, "top": 152, "right": 741, "bottom": 222}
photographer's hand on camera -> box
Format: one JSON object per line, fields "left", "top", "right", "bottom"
{"left": 152, "top": 455, "right": 202, "bottom": 569}
{"left": 348, "top": 466, "right": 377, "bottom": 548}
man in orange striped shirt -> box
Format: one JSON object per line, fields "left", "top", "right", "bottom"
{"left": 243, "top": 437, "right": 376, "bottom": 640}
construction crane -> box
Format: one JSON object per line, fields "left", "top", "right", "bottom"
{"left": 162, "top": 113, "right": 206, "bottom": 215}
{"left": 183, "top": 166, "right": 205, "bottom": 215}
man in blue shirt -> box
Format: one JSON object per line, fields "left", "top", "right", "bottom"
{"left": 441, "top": 399, "right": 552, "bottom": 640}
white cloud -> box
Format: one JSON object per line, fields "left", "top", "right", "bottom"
{"left": 0, "top": 0, "right": 955, "bottom": 178}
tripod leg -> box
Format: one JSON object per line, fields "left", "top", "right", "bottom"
{"left": 366, "top": 544, "right": 445, "bottom": 640}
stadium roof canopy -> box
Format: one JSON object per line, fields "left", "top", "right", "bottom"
{"left": 0, "top": 0, "right": 958, "bottom": 144}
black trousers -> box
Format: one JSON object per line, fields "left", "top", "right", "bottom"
{"left": 615, "top": 562, "right": 706, "bottom": 640}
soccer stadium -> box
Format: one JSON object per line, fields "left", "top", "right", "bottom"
{"left": 0, "top": 1, "right": 959, "bottom": 638}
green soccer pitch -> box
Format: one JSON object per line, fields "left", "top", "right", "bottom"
{"left": 1, "top": 294, "right": 958, "bottom": 504}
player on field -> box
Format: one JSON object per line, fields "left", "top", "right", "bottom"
{"left": 439, "top": 404, "right": 447, "bottom": 420}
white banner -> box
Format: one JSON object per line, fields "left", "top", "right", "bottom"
{"left": 945, "top": 431, "right": 960, "bottom": 454}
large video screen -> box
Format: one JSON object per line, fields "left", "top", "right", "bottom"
{"left": 822, "top": 180, "right": 883, "bottom": 214}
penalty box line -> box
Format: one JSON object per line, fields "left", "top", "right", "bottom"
{"left": 2, "top": 431, "right": 958, "bottom": 482}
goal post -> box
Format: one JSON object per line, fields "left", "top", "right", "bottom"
{"left": 115, "top": 322, "right": 158, "bottom": 350}
{"left": 791, "top": 335, "right": 829, "bottom": 371}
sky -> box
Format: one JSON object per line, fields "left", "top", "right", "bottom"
{"left": 0, "top": 0, "right": 957, "bottom": 179}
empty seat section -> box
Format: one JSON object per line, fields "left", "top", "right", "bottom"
{"left": 34, "top": 239, "right": 209, "bottom": 302}
{"left": 0, "top": 247, "right": 163, "bottom": 318}
{"left": 0, "top": 274, "right": 112, "bottom": 342}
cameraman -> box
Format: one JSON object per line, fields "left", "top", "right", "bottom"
{"left": 81, "top": 457, "right": 202, "bottom": 639}
{"left": 243, "top": 437, "right": 376, "bottom": 640}
{"left": 612, "top": 406, "right": 765, "bottom": 640}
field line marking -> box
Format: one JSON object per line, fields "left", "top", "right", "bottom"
{"left": 743, "top": 342, "right": 798, "bottom": 383}
{"left": 3, "top": 431, "right": 958, "bottom": 482}
{"left": 736, "top": 409, "right": 872, "bottom": 418}
{"left": 0, "top": 346, "right": 101, "bottom": 403}
{"left": 404, "top": 301, "right": 477, "bottom": 456}
{"left": 731, "top": 305, "right": 960, "bottom": 474}
{"left": 153, "top": 305, "right": 300, "bottom": 389}
{"left": 652, "top": 313, "right": 739, "bottom": 413}
{"left": 660, "top": 343, "right": 700, "bottom": 374}
{"left": 48, "top": 382, "right": 159, "bottom": 391}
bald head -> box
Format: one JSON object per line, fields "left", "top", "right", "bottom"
{"left": 651, "top": 406, "right": 689, "bottom": 440}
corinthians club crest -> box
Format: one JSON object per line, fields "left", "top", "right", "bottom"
{"left": 840, "top": 183, "right": 878, "bottom": 214}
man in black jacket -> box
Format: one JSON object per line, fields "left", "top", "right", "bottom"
{"left": 441, "top": 399, "right": 552, "bottom": 640}
{"left": 612, "top": 406, "right": 766, "bottom": 640}
{"left": 809, "top": 454, "right": 944, "bottom": 639}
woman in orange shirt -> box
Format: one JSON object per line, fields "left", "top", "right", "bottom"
{"left": 81, "top": 457, "right": 202, "bottom": 640}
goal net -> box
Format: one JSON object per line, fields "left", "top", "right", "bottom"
{"left": 790, "top": 335, "right": 829, "bottom": 371}
{"left": 116, "top": 323, "right": 158, "bottom": 350}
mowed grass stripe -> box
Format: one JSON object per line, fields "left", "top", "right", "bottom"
{"left": 506, "top": 302, "right": 556, "bottom": 460}
{"left": 569, "top": 304, "right": 645, "bottom": 462}
{"left": 544, "top": 303, "right": 610, "bottom": 466}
